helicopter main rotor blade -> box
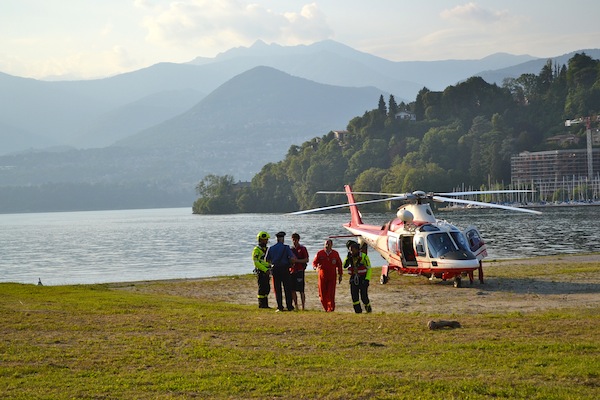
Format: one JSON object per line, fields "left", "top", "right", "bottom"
{"left": 317, "top": 190, "right": 406, "bottom": 197}
{"left": 433, "top": 196, "right": 542, "bottom": 215}
{"left": 321, "top": 189, "right": 537, "bottom": 199}
{"left": 437, "top": 189, "right": 536, "bottom": 196}
{"left": 289, "top": 196, "right": 406, "bottom": 215}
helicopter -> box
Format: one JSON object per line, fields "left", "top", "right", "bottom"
{"left": 292, "top": 185, "right": 541, "bottom": 288}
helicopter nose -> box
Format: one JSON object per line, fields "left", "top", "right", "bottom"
{"left": 441, "top": 250, "right": 477, "bottom": 261}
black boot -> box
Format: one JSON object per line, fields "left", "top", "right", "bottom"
{"left": 353, "top": 303, "right": 363, "bottom": 313}
{"left": 365, "top": 304, "right": 372, "bottom": 313}
{"left": 259, "top": 297, "right": 270, "bottom": 309}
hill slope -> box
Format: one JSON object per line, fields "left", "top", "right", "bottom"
{"left": 113, "top": 66, "right": 384, "bottom": 179}
{"left": 0, "top": 40, "right": 547, "bottom": 154}
{"left": 0, "top": 66, "right": 383, "bottom": 210}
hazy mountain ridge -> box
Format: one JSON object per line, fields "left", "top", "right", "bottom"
{"left": 476, "top": 49, "right": 600, "bottom": 84}
{"left": 70, "top": 88, "right": 206, "bottom": 148}
{"left": 114, "top": 66, "right": 384, "bottom": 177}
{"left": 1, "top": 41, "right": 598, "bottom": 212}
{"left": 0, "top": 67, "right": 383, "bottom": 196}
{"left": 0, "top": 120, "right": 60, "bottom": 154}
{"left": 1, "top": 39, "right": 568, "bottom": 156}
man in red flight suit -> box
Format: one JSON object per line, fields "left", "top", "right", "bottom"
{"left": 312, "top": 239, "right": 343, "bottom": 312}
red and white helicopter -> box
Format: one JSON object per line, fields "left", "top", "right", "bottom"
{"left": 293, "top": 185, "right": 541, "bottom": 287}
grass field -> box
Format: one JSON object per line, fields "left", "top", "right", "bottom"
{"left": 1, "top": 256, "right": 599, "bottom": 399}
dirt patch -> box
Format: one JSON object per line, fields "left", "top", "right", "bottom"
{"left": 111, "top": 254, "right": 600, "bottom": 315}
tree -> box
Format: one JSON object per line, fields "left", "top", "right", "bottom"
{"left": 538, "top": 59, "right": 555, "bottom": 94}
{"left": 388, "top": 94, "right": 398, "bottom": 118}
{"left": 565, "top": 53, "right": 600, "bottom": 116}
{"left": 414, "top": 87, "right": 430, "bottom": 121}
{"left": 250, "top": 163, "right": 296, "bottom": 212}
{"left": 419, "top": 122, "right": 464, "bottom": 171}
{"left": 193, "top": 174, "right": 236, "bottom": 214}
{"left": 346, "top": 139, "right": 388, "bottom": 182}
{"left": 354, "top": 168, "right": 387, "bottom": 193}
{"left": 378, "top": 95, "right": 387, "bottom": 115}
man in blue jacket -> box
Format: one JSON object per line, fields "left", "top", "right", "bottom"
{"left": 266, "top": 231, "right": 297, "bottom": 312}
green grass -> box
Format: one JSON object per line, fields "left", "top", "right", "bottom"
{"left": 1, "top": 263, "right": 599, "bottom": 399}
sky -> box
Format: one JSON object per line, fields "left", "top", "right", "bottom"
{"left": 2, "top": 0, "right": 599, "bottom": 80}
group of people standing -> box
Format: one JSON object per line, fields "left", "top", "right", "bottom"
{"left": 251, "top": 231, "right": 373, "bottom": 313}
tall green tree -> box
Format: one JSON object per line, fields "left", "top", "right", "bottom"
{"left": 250, "top": 163, "right": 296, "bottom": 212}
{"left": 378, "top": 94, "right": 387, "bottom": 115}
{"left": 388, "top": 94, "right": 398, "bottom": 118}
{"left": 193, "top": 174, "right": 236, "bottom": 214}
{"left": 414, "top": 87, "right": 430, "bottom": 121}
{"left": 565, "top": 52, "right": 600, "bottom": 117}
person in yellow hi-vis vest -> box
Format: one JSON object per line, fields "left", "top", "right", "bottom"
{"left": 343, "top": 241, "right": 372, "bottom": 313}
{"left": 253, "top": 231, "right": 272, "bottom": 309}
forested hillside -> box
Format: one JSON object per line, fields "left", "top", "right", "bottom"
{"left": 193, "top": 53, "right": 600, "bottom": 214}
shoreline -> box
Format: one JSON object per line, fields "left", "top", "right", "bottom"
{"left": 6, "top": 253, "right": 598, "bottom": 288}
{"left": 107, "top": 252, "right": 600, "bottom": 286}
{"left": 108, "top": 253, "right": 600, "bottom": 315}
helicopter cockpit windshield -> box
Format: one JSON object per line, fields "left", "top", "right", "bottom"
{"left": 426, "top": 232, "right": 458, "bottom": 258}
{"left": 422, "top": 228, "right": 476, "bottom": 259}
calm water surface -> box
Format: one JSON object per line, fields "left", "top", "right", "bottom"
{"left": 1, "top": 206, "right": 598, "bottom": 285}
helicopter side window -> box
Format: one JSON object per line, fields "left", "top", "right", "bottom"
{"left": 467, "top": 231, "right": 483, "bottom": 251}
{"left": 415, "top": 237, "right": 426, "bottom": 257}
{"left": 387, "top": 236, "right": 398, "bottom": 254}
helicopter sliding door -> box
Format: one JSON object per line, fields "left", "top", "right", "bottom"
{"left": 386, "top": 234, "right": 417, "bottom": 267}
{"left": 400, "top": 235, "right": 417, "bottom": 267}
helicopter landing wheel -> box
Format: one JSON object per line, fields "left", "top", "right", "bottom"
{"left": 453, "top": 276, "right": 462, "bottom": 288}
{"left": 380, "top": 274, "right": 389, "bottom": 285}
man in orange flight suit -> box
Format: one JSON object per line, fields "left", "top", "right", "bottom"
{"left": 312, "top": 239, "right": 343, "bottom": 312}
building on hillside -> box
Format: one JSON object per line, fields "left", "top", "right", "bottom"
{"left": 394, "top": 111, "right": 416, "bottom": 121}
{"left": 333, "top": 130, "right": 349, "bottom": 143}
{"left": 545, "top": 134, "right": 580, "bottom": 146}
{"left": 511, "top": 148, "right": 600, "bottom": 201}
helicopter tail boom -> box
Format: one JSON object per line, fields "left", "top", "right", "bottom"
{"left": 345, "top": 185, "right": 363, "bottom": 226}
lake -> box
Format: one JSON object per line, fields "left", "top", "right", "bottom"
{"left": 1, "top": 206, "right": 598, "bottom": 285}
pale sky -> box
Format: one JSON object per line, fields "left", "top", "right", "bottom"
{"left": 2, "top": 0, "right": 599, "bottom": 80}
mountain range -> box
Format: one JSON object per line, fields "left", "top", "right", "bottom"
{"left": 1, "top": 40, "right": 598, "bottom": 212}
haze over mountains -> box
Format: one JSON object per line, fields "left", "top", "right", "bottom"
{"left": 1, "top": 40, "right": 599, "bottom": 212}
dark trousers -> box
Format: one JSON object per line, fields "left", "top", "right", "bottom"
{"left": 257, "top": 271, "right": 270, "bottom": 299}
{"left": 272, "top": 266, "right": 294, "bottom": 311}
{"left": 350, "top": 276, "right": 370, "bottom": 313}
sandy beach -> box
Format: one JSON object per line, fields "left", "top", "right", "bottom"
{"left": 110, "top": 254, "right": 600, "bottom": 315}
